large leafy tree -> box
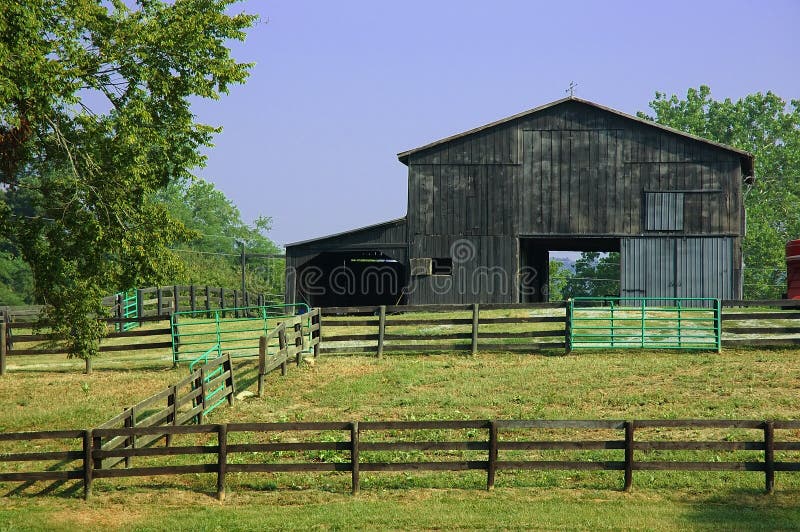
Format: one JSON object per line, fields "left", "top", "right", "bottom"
{"left": 0, "top": 1, "right": 255, "bottom": 363}
{"left": 639, "top": 86, "right": 800, "bottom": 299}
{"left": 156, "top": 179, "right": 284, "bottom": 298}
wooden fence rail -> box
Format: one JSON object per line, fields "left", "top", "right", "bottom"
{"left": 2, "top": 419, "right": 799, "bottom": 500}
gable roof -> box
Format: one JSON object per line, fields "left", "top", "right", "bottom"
{"left": 396, "top": 96, "right": 754, "bottom": 173}
{"left": 285, "top": 217, "right": 406, "bottom": 248}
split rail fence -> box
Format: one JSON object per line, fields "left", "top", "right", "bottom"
{"left": 2, "top": 419, "right": 799, "bottom": 500}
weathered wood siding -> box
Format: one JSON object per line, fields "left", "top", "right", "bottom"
{"left": 406, "top": 100, "right": 744, "bottom": 238}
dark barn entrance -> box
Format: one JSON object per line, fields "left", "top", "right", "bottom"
{"left": 519, "top": 237, "right": 620, "bottom": 302}
{"left": 296, "top": 250, "right": 407, "bottom": 308}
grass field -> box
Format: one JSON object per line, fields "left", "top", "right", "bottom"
{"left": 2, "top": 343, "right": 800, "bottom": 529}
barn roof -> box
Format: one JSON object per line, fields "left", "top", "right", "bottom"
{"left": 397, "top": 96, "right": 754, "bottom": 174}
{"left": 285, "top": 217, "right": 406, "bottom": 249}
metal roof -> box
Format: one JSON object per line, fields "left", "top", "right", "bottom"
{"left": 396, "top": 96, "right": 754, "bottom": 169}
{"left": 285, "top": 217, "right": 406, "bottom": 248}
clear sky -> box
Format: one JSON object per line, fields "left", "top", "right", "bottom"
{"left": 193, "top": 0, "right": 799, "bottom": 249}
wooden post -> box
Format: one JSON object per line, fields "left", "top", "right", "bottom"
{"left": 377, "top": 306, "right": 386, "bottom": 358}
{"left": 92, "top": 433, "right": 103, "bottom": 471}
{"left": 157, "top": 287, "right": 164, "bottom": 317}
{"left": 279, "top": 327, "right": 288, "bottom": 376}
{"left": 764, "top": 421, "right": 775, "bottom": 494}
{"left": 205, "top": 285, "right": 211, "bottom": 318}
{"left": 295, "top": 321, "right": 303, "bottom": 366}
{"left": 190, "top": 285, "right": 196, "bottom": 312}
{"left": 487, "top": 420, "right": 498, "bottom": 490}
{"left": 314, "top": 309, "right": 321, "bottom": 358}
{"left": 225, "top": 354, "right": 235, "bottom": 406}
{"left": 624, "top": 420, "right": 634, "bottom": 491}
{"left": 565, "top": 299, "right": 573, "bottom": 355}
{"left": 258, "top": 335, "right": 267, "bottom": 397}
{"left": 124, "top": 407, "right": 134, "bottom": 468}
{"left": 219, "top": 288, "right": 225, "bottom": 318}
{"left": 217, "top": 424, "right": 227, "bottom": 501}
{"left": 199, "top": 368, "right": 207, "bottom": 423}
{"left": 166, "top": 385, "right": 177, "bottom": 446}
{"left": 233, "top": 290, "right": 239, "bottom": 318}
{"left": 471, "top": 303, "right": 480, "bottom": 356}
{"left": 115, "top": 293, "right": 123, "bottom": 332}
{"left": 136, "top": 288, "right": 144, "bottom": 321}
{"left": 351, "top": 421, "right": 360, "bottom": 495}
{"left": 83, "top": 429, "right": 93, "bottom": 500}
{"left": 0, "top": 321, "right": 6, "bottom": 376}
{"left": 173, "top": 284, "right": 180, "bottom": 312}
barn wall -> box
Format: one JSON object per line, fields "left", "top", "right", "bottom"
{"left": 620, "top": 237, "right": 738, "bottom": 300}
{"left": 406, "top": 100, "right": 743, "bottom": 239}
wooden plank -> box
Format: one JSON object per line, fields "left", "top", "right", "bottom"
{"left": 359, "top": 461, "right": 486, "bottom": 472}
{"left": 0, "top": 470, "right": 84, "bottom": 482}
{"left": 360, "top": 441, "right": 489, "bottom": 451}
{"left": 228, "top": 442, "right": 351, "bottom": 453}
{"left": 498, "top": 441, "right": 625, "bottom": 450}
{"left": 227, "top": 463, "right": 350, "bottom": 473}
{"left": 0, "top": 430, "right": 84, "bottom": 441}
{"left": 634, "top": 441, "right": 764, "bottom": 451}
{"left": 723, "top": 326, "right": 800, "bottom": 334}
{"left": 93, "top": 445, "right": 217, "bottom": 459}
{"left": 94, "top": 464, "right": 217, "bottom": 479}
{"left": 496, "top": 460, "right": 624, "bottom": 471}
{"left": 227, "top": 422, "right": 352, "bottom": 431}
{"left": 360, "top": 420, "right": 489, "bottom": 430}
{"left": 633, "top": 420, "right": 763, "bottom": 429}
{"left": 723, "top": 338, "right": 800, "bottom": 347}
{"left": 633, "top": 461, "right": 764, "bottom": 472}
{"left": 0, "top": 450, "right": 84, "bottom": 462}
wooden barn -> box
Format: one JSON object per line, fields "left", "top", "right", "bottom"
{"left": 285, "top": 96, "right": 754, "bottom": 307}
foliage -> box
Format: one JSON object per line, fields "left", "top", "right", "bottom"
{"left": 0, "top": 1, "right": 255, "bottom": 360}
{"left": 639, "top": 86, "right": 800, "bottom": 299}
{"left": 547, "top": 259, "right": 571, "bottom": 301}
{"left": 154, "top": 178, "right": 284, "bottom": 297}
{"left": 553, "top": 252, "right": 620, "bottom": 299}
{"left": 0, "top": 246, "right": 33, "bottom": 305}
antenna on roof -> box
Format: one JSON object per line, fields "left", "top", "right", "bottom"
{"left": 566, "top": 81, "right": 578, "bottom": 98}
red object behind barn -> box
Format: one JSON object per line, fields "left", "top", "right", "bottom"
{"left": 787, "top": 240, "right": 800, "bottom": 299}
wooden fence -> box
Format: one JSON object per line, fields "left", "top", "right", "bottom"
{"left": 320, "top": 302, "right": 566, "bottom": 355}
{"left": 2, "top": 418, "right": 798, "bottom": 500}
{"left": 257, "top": 310, "right": 321, "bottom": 396}
{"left": 3, "top": 300, "right": 800, "bottom": 375}
{"left": 103, "top": 285, "right": 283, "bottom": 319}
{"left": 93, "top": 353, "right": 236, "bottom": 471}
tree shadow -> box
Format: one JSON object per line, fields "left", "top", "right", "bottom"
{"left": 682, "top": 489, "right": 800, "bottom": 530}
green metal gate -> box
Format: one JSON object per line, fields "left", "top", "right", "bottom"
{"left": 567, "top": 297, "right": 721, "bottom": 351}
{"left": 170, "top": 303, "right": 311, "bottom": 364}
{"left": 114, "top": 289, "right": 139, "bottom": 332}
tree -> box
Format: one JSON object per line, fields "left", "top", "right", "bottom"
{"left": 562, "top": 252, "right": 620, "bottom": 299}
{"left": 547, "top": 259, "right": 572, "bottom": 301}
{"left": 155, "top": 178, "right": 284, "bottom": 298}
{"left": 639, "top": 86, "right": 800, "bottom": 299}
{"left": 0, "top": 1, "right": 256, "bottom": 365}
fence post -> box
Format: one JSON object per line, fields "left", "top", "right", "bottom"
{"left": 279, "top": 327, "right": 288, "bottom": 376}
{"left": 471, "top": 303, "right": 480, "bottom": 356}
{"left": 225, "top": 354, "right": 236, "bottom": 406}
{"left": 624, "top": 420, "right": 634, "bottom": 492}
{"left": 258, "top": 335, "right": 267, "bottom": 397}
{"left": 220, "top": 288, "right": 226, "bottom": 318}
{"left": 199, "top": 368, "right": 207, "bottom": 423}
{"left": 83, "top": 429, "right": 93, "bottom": 500}
{"left": 377, "top": 305, "right": 386, "bottom": 358}
{"left": 233, "top": 290, "right": 239, "bottom": 318}
{"left": 565, "top": 299, "right": 572, "bottom": 354}
{"left": 190, "top": 285, "right": 196, "bottom": 312}
{"left": 764, "top": 421, "right": 775, "bottom": 494}
{"left": 173, "top": 285, "right": 180, "bottom": 313}
{"left": 124, "top": 407, "right": 135, "bottom": 468}
{"left": 115, "top": 293, "right": 123, "bottom": 333}
{"left": 295, "top": 321, "right": 303, "bottom": 366}
{"left": 314, "top": 309, "right": 322, "bottom": 358}
{"left": 205, "top": 285, "right": 211, "bottom": 318}
{"left": 157, "top": 287, "right": 164, "bottom": 317}
{"left": 217, "top": 424, "right": 228, "bottom": 501}
{"left": 487, "top": 419, "right": 497, "bottom": 490}
{"left": 351, "top": 421, "right": 360, "bottom": 495}
{"left": 0, "top": 321, "right": 6, "bottom": 376}
{"left": 93, "top": 433, "right": 103, "bottom": 470}
{"left": 136, "top": 288, "right": 144, "bottom": 320}
{"left": 166, "top": 385, "right": 177, "bottom": 446}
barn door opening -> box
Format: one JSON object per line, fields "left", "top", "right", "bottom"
{"left": 295, "top": 250, "right": 407, "bottom": 308}
{"left": 519, "top": 237, "right": 621, "bottom": 302}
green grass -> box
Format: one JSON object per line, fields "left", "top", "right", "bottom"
{"left": 2, "top": 338, "right": 800, "bottom": 529}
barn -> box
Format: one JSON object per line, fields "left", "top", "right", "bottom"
{"left": 285, "top": 96, "right": 754, "bottom": 307}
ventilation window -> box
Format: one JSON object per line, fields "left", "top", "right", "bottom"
{"left": 431, "top": 258, "right": 453, "bottom": 276}
{"left": 645, "top": 192, "right": 684, "bottom": 231}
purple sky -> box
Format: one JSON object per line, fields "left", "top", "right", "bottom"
{"left": 194, "top": 0, "right": 799, "bottom": 249}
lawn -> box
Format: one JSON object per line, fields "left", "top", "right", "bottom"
{"left": 2, "top": 345, "right": 800, "bottom": 530}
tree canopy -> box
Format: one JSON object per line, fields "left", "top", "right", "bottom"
{"left": 639, "top": 86, "right": 800, "bottom": 298}
{"left": 0, "top": 0, "right": 256, "bottom": 359}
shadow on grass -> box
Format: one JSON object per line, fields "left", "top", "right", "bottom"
{"left": 683, "top": 489, "right": 800, "bottom": 530}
